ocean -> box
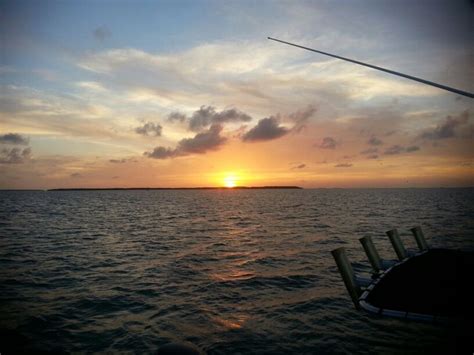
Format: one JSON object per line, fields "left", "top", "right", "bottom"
{"left": 1, "top": 188, "right": 473, "bottom": 354}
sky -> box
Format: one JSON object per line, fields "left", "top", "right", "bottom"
{"left": 0, "top": 0, "right": 473, "bottom": 189}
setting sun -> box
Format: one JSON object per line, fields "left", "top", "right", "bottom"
{"left": 223, "top": 174, "right": 238, "bottom": 188}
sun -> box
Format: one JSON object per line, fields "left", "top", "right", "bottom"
{"left": 223, "top": 174, "right": 238, "bottom": 188}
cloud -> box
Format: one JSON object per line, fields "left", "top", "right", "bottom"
{"left": 145, "top": 124, "right": 227, "bottom": 159}
{"left": 420, "top": 110, "right": 470, "bottom": 140}
{"left": 109, "top": 159, "right": 127, "bottom": 163}
{"left": 0, "top": 85, "right": 127, "bottom": 141}
{"left": 367, "top": 135, "right": 383, "bottom": 146}
{"left": 135, "top": 122, "right": 162, "bottom": 136}
{"left": 384, "top": 145, "right": 420, "bottom": 155}
{"left": 367, "top": 154, "right": 379, "bottom": 159}
{"left": 335, "top": 163, "right": 352, "bottom": 168}
{"left": 0, "top": 147, "right": 31, "bottom": 164}
{"left": 287, "top": 105, "right": 317, "bottom": 132}
{"left": 186, "top": 106, "right": 252, "bottom": 132}
{"left": 242, "top": 117, "right": 289, "bottom": 142}
{"left": 70, "top": 172, "right": 83, "bottom": 178}
{"left": 179, "top": 124, "right": 227, "bottom": 152}
{"left": 93, "top": 26, "right": 111, "bottom": 42}
{"left": 144, "top": 146, "right": 178, "bottom": 159}
{"left": 383, "top": 145, "right": 404, "bottom": 155}
{"left": 360, "top": 147, "right": 378, "bottom": 155}
{"left": 168, "top": 112, "right": 186, "bottom": 123}
{"left": 319, "top": 137, "right": 337, "bottom": 149}
{"left": 292, "top": 163, "right": 306, "bottom": 169}
{"left": 406, "top": 145, "right": 420, "bottom": 152}
{"left": 0, "top": 133, "right": 29, "bottom": 145}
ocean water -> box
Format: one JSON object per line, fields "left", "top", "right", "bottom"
{"left": 1, "top": 188, "right": 473, "bottom": 354}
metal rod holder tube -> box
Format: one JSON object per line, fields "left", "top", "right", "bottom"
{"left": 331, "top": 247, "right": 361, "bottom": 309}
{"left": 359, "top": 236, "right": 382, "bottom": 272}
{"left": 386, "top": 229, "right": 407, "bottom": 261}
{"left": 410, "top": 226, "right": 429, "bottom": 251}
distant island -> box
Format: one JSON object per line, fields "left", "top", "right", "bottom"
{"left": 47, "top": 186, "right": 303, "bottom": 191}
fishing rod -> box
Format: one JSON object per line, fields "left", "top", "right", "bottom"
{"left": 268, "top": 37, "right": 473, "bottom": 99}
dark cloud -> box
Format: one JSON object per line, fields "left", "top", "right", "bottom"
{"left": 70, "top": 173, "right": 83, "bottom": 178}
{"left": 384, "top": 145, "right": 421, "bottom": 155}
{"left": 174, "top": 106, "right": 252, "bottom": 132}
{"left": 109, "top": 158, "right": 137, "bottom": 164}
{"left": 93, "top": 26, "right": 111, "bottom": 42}
{"left": 420, "top": 110, "right": 470, "bottom": 140}
{"left": 383, "top": 145, "right": 405, "bottom": 155}
{"left": 367, "top": 135, "right": 383, "bottom": 146}
{"left": 168, "top": 112, "right": 187, "bottom": 123}
{"left": 319, "top": 137, "right": 337, "bottom": 149}
{"left": 135, "top": 122, "right": 162, "bottom": 136}
{"left": 0, "top": 147, "right": 31, "bottom": 164}
{"left": 360, "top": 147, "right": 378, "bottom": 155}
{"left": 406, "top": 145, "right": 420, "bottom": 152}
{"left": 287, "top": 105, "right": 317, "bottom": 133}
{"left": 242, "top": 117, "right": 289, "bottom": 142}
{"left": 292, "top": 163, "right": 306, "bottom": 169}
{"left": 179, "top": 124, "right": 227, "bottom": 153}
{"left": 367, "top": 154, "right": 379, "bottom": 159}
{"left": 0, "top": 133, "right": 29, "bottom": 145}
{"left": 145, "top": 124, "right": 227, "bottom": 159}
{"left": 335, "top": 163, "right": 352, "bottom": 168}
{"left": 145, "top": 146, "right": 178, "bottom": 159}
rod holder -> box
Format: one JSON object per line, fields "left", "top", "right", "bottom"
{"left": 359, "top": 236, "right": 382, "bottom": 273}
{"left": 410, "top": 226, "right": 429, "bottom": 251}
{"left": 386, "top": 229, "right": 407, "bottom": 261}
{"left": 331, "top": 247, "right": 361, "bottom": 309}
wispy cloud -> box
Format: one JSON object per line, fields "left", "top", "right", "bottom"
{"left": 0, "top": 147, "right": 31, "bottom": 164}
{"left": 292, "top": 163, "right": 306, "bottom": 169}
{"left": 319, "top": 137, "right": 337, "bottom": 149}
{"left": 335, "top": 163, "right": 352, "bottom": 168}
{"left": 367, "top": 135, "right": 383, "bottom": 146}
{"left": 384, "top": 145, "right": 420, "bottom": 155}
{"left": 360, "top": 147, "right": 378, "bottom": 155}
{"left": 419, "top": 110, "right": 471, "bottom": 140}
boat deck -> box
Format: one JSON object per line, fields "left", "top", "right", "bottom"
{"left": 364, "top": 249, "right": 474, "bottom": 320}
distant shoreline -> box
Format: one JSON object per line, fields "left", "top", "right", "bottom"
{"left": 46, "top": 186, "right": 303, "bottom": 191}
{"left": 1, "top": 186, "right": 473, "bottom": 191}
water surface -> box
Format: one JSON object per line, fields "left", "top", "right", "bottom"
{"left": 1, "top": 188, "right": 473, "bottom": 353}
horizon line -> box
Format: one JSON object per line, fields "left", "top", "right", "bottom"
{"left": 1, "top": 186, "right": 474, "bottom": 192}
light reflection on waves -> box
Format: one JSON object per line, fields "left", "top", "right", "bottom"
{"left": 0, "top": 188, "right": 473, "bottom": 353}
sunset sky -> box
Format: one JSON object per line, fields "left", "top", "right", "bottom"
{"left": 1, "top": 0, "right": 473, "bottom": 189}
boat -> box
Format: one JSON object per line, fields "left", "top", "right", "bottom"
{"left": 332, "top": 227, "right": 474, "bottom": 322}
